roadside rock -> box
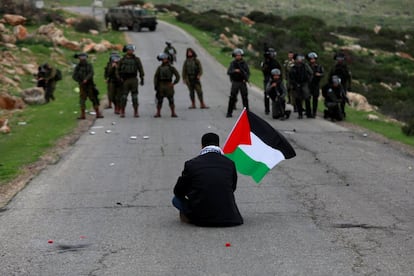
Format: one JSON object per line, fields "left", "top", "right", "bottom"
{"left": 2, "top": 14, "right": 27, "bottom": 26}
{"left": 21, "top": 87, "right": 45, "bottom": 105}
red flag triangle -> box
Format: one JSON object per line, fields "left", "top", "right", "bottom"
{"left": 223, "top": 109, "right": 251, "bottom": 154}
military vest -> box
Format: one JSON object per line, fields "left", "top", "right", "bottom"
{"left": 159, "top": 65, "right": 173, "bottom": 81}
{"left": 120, "top": 57, "right": 138, "bottom": 74}
{"left": 184, "top": 59, "right": 199, "bottom": 76}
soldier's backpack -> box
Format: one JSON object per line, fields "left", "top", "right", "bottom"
{"left": 55, "top": 69, "right": 62, "bottom": 81}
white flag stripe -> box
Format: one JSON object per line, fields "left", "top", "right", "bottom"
{"left": 239, "top": 132, "right": 285, "bottom": 168}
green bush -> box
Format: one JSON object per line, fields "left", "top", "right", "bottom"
{"left": 73, "top": 17, "right": 102, "bottom": 33}
{"left": 402, "top": 119, "right": 414, "bottom": 136}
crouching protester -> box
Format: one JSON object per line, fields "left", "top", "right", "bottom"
{"left": 72, "top": 53, "right": 103, "bottom": 119}
{"left": 172, "top": 133, "right": 244, "bottom": 227}
{"left": 266, "top": 68, "right": 291, "bottom": 120}
{"left": 321, "top": 75, "right": 348, "bottom": 121}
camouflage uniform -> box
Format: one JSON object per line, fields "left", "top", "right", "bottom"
{"left": 153, "top": 59, "right": 180, "bottom": 117}
{"left": 283, "top": 52, "right": 295, "bottom": 107}
{"left": 118, "top": 53, "right": 144, "bottom": 117}
{"left": 226, "top": 54, "right": 250, "bottom": 118}
{"left": 104, "top": 55, "right": 122, "bottom": 114}
{"left": 289, "top": 55, "right": 314, "bottom": 118}
{"left": 37, "top": 63, "right": 57, "bottom": 103}
{"left": 72, "top": 53, "right": 103, "bottom": 119}
{"left": 182, "top": 48, "right": 208, "bottom": 109}
{"left": 329, "top": 53, "right": 352, "bottom": 117}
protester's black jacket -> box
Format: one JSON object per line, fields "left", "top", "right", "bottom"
{"left": 174, "top": 152, "right": 243, "bottom": 227}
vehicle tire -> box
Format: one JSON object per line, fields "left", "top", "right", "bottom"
{"left": 132, "top": 22, "right": 141, "bottom": 32}
{"left": 111, "top": 21, "right": 119, "bottom": 31}
{"left": 149, "top": 25, "right": 156, "bottom": 31}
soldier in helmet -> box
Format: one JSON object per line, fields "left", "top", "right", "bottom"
{"left": 164, "top": 40, "right": 177, "bottom": 65}
{"left": 261, "top": 47, "right": 282, "bottom": 115}
{"left": 153, "top": 53, "right": 180, "bottom": 118}
{"left": 266, "top": 68, "right": 290, "bottom": 120}
{"left": 289, "top": 53, "right": 313, "bottom": 119}
{"left": 226, "top": 48, "right": 250, "bottom": 118}
{"left": 37, "top": 62, "right": 58, "bottom": 103}
{"left": 118, "top": 44, "right": 145, "bottom": 118}
{"left": 72, "top": 53, "right": 103, "bottom": 119}
{"left": 283, "top": 51, "right": 295, "bottom": 109}
{"left": 307, "top": 52, "right": 324, "bottom": 118}
{"left": 322, "top": 75, "right": 346, "bottom": 121}
{"left": 104, "top": 51, "right": 122, "bottom": 114}
{"left": 182, "top": 48, "right": 208, "bottom": 109}
{"left": 329, "top": 52, "right": 352, "bottom": 118}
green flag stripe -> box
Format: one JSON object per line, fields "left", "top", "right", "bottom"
{"left": 225, "top": 147, "right": 270, "bottom": 183}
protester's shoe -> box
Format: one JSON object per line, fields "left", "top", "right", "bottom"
{"left": 179, "top": 212, "right": 190, "bottom": 223}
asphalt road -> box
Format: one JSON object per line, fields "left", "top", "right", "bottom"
{"left": 0, "top": 20, "right": 413, "bottom": 276}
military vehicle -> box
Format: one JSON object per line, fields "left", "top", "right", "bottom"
{"left": 105, "top": 6, "right": 157, "bottom": 32}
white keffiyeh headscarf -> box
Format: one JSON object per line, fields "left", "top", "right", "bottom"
{"left": 199, "top": 145, "right": 223, "bottom": 155}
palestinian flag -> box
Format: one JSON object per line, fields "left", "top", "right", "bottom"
{"left": 223, "top": 109, "right": 296, "bottom": 183}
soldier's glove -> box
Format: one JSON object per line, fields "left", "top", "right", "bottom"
{"left": 140, "top": 79, "right": 144, "bottom": 86}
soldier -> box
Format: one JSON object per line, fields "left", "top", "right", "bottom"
{"left": 118, "top": 44, "right": 145, "bottom": 118}
{"left": 182, "top": 48, "right": 208, "bottom": 109}
{"left": 226, "top": 48, "right": 250, "bottom": 118}
{"left": 37, "top": 63, "right": 57, "bottom": 103}
{"left": 72, "top": 53, "right": 103, "bottom": 119}
{"left": 164, "top": 40, "right": 177, "bottom": 65}
{"left": 266, "top": 68, "right": 290, "bottom": 120}
{"left": 153, "top": 53, "right": 180, "bottom": 118}
{"left": 321, "top": 75, "right": 347, "bottom": 121}
{"left": 329, "top": 52, "right": 352, "bottom": 118}
{"left": 261, "top": 47, "right": 282, "bottom": 115}
{"left": 104, "top": 52, "right": 122, "bottom": 114}
{"left": 307, "top": 52, "right": 324, "bottom": 118}
{"left": 283, "top": 51, "right": 295, "bottom": 109}
{"left": 289, "top": 53, "right": 313, "bottom": 119}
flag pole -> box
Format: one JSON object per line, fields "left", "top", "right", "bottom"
{"left": 222, "top": 107, "right": 247, "bottom": 148}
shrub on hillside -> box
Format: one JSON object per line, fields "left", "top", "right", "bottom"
{"left": 247, "top": 11, "right": 283, "bottom": 25}
{"left": 73, "top": 17, "right": 101, "bottom": 33}
{"left": 402, "top": 119, "right": 414, "bottom": 136}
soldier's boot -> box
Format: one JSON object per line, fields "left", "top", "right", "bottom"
{"left": 120, "top": 107, "right": 125, "bottom": 118}
{"left": 133, "top": 106, "right": 139, "bottom": 118}
{"left": 94, "top": 106, "right": 104, "bottom": 119}
{"left": 154, "top": 106, "right": 161, "bottom": 118}
{"left": 200, "top": 100, "right": 209, "bottom": 109}
{"left": 77, "top": 108, "right": 86, "bottom": 120}
{"left": 170, "top": 104, "right": 178, "bottom": 118}
{"left": 188, "top": 99, "right": 196, "bottom": 109}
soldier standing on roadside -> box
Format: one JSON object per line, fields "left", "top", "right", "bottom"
{"left": 182, "top": 48, "right": 208, "bottom": 109}
{"left": 329, "top": 52, "right": 352, "bottom": 118}
{"left": 289, "top": 53, "right": 313, "bottom": 119}
{"left": 261, "top": 47, "right": 282, "bottom": 115}
{"left": 164, "top": 40, "right": 177, "bottom": 65}
{"left": 72, "top": 53, "right": 103, "bottom": 120}
{"left": 104, "top": 52, "right": 122, "bottom": 115}
{"left": 283, "top": 51, "right": 296, "bottom": 110}
{"left": 153, "top": 53, "right": 180, "bottom": 118}
{"left": 37, "top": 63, "right": 58, "bottom": 103}
{"left": 307, "top": 52, "right": 324, "bottom": 118}
{"left": 226, "top": 48, "right": 250, "bottom": 118}
{"left": 118, "top": 44, "right": 145, "bottom": 118}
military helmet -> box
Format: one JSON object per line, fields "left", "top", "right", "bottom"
{"left": 158, "top": 53, "right": 169, "bottom": 60}
{"left": 74, "top": 52, "right": 88, "bottom": 59}
{"left": 307, "top": 52, "right": 318, "bottom": 59}
{"left": 271, "top": 68, "right": 281, "bottom": 76}
{"left": 294, "top": 53, "right": 305, "bottom": 61}
{"left": 334, "top": 52, "right": 345, "bottom": 61}
{"left": 123, "top": 44, "right": 136, "bottom": 52}
{"left": 111, "top": 55, "right": 120, "bottom": 62}
{"left": 265, "top": 48, "right": 277, "bottom": 58}
{"left": 165, "top": 40, "right": 172, "bottom": 45}
{"left": 232, "top": 48, "right": 244, "bottom": 57}
{"left": 332, "top": 75, "right": 341, "bottom": 84}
